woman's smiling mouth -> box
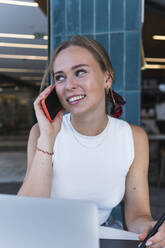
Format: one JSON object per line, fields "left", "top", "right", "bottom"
{"left": 67, "top": 95, "right": 86, "bottom": 104}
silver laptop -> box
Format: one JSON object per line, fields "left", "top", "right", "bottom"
{"left": 0, "top": 194, "right": 99, "bottom": 248}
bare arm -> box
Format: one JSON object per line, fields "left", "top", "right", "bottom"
{"left": 18, "top": 86, "right": 64, "bottom": 198}
{"left": 124, "top": 125, "right": 153, "bottom": 233}
{"left": 124, "top": 125, "right": 165, "bottom": 247}
{"left": 18, "top": 124, "right": 53, "bottom": 197}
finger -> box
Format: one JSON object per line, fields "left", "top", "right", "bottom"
{"left": 36, "top": 85, "right": 52, "bottom": 101}
{"left": 150, "top": 239, "right": 165, "bottom": 248}
{"left": 34, "top": 86, "right": 53, "bottom": 111}
{"left": 146, "top": 240, "right": 153, "bottom": 246}
{"left": 40, "top": 85, "right": 52, "bottom": 94}
{"left": 33, "top": 95, "right": 48, "bottom": 121}
{"left": 146, "top": 235, "right": 164, "bottom": 248}
{"left": 58, "top": 109, "right": 65, "bottom": 118}
{"left": 139, "top": 233, "right": 148, "bottom": 241}
{"left": 149, "top": 226, "right": 165, "bottom": 245}
{"left": 138, "top": 242, "right": 143, "bottom": 247}
{"left": 33, "top": 97, "right": 43, "bottom": 113}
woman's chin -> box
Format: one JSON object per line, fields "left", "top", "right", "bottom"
{"left": 69, "top": 108, "right": 87, "bottom": 117}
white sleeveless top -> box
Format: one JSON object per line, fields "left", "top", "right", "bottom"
{"left": 51, "top": 114, "right": 134, "bottom": 225}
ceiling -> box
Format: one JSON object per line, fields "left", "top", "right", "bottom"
{"left": 0, "top": 0, "right": 47, "bottom": 88}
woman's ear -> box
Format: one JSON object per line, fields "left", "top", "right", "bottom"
{"left": 104, "top": 71, "right": 113, "bottom": 89}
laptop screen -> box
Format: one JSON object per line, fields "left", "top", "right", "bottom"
{"left": 0, "top": 194, "right": 99, "bottom": 248}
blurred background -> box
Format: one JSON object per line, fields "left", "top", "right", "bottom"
{"left": 0, "top": 0, "right": 165, "bottom": 220}
{"left": 0, "top": 0, "right": 47, "bottom": 188}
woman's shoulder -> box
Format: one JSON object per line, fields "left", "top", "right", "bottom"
{"left": 130, "top": 124, "right": 148, "bottom": 140}
{"left": 109, "top": 116, "right": 148, "bottom": 142}
{"left": 110, "top": 116, "right": 147, "bottom": 134}
{"left": 109, "top": 116, "right": 132, "bottom": 131}
{"left": 129, "top": 124, "right": 149, "bottom": 149}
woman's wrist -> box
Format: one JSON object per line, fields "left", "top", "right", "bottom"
{"left": 36, "top": 147, "right": 54, "bottom": 156}
{"left": 37, "top": 136, "right": 55, "bottom": 153}
{"left": 128, "top": 215, "right": 154, "bottom": 234}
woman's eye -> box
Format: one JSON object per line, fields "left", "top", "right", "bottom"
{"left": 76, "top": 69, "right": 86, "bottom": 77}
{"left": 54, "top": 75, "right": 65, "bottom": 82}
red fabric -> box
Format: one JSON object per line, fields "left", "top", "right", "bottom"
{"left": 109, "top": 90, "right": 126, "bottom": 118}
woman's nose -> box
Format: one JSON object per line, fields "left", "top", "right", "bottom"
{"left": 65, "top": 76, "right": 77, "bottom": 90}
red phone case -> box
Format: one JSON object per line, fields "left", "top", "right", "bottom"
{"left": 41, "top": 84, "right": 60, "bottom": 122}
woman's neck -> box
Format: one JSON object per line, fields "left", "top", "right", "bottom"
{"left": 70, "top": 113, "right": 109, "bottom": 136}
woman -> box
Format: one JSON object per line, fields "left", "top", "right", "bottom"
{"left": 18, "top": 35, "right": 165, "bottom": 247}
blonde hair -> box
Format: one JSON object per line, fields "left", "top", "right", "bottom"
{"left": 40, "top": 35, "right": 114, "bottom": 93}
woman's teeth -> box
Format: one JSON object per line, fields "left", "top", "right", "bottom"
{"left": 68, "top": 95, "right": 85, "bottom": 103}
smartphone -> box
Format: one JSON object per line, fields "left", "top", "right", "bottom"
{"left": 41, "top": 84, "right": 63, "bottom": 122}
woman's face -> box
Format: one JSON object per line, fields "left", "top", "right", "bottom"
{"left": 53, "top": 45, "right": 111, "bottom": 118}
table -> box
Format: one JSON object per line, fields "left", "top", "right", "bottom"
{"left": 100, "top": 239, "right": 139, "bottom": 248}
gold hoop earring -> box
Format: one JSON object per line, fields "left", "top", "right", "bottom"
{"left": 105, "top": 87, "right": 110, "bottom": 95}
{"left": 110, "top": 87, "right": 116, "bottom": 105}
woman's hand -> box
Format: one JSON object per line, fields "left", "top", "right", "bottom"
{"left": 139, "top": 221, "right": 165, "bottom": 248}
{"left": 33, "top": 85, "right": 64, "bottom": 144}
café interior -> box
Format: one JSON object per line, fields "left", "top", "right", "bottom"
{"left": 0, "top": 0, "right": 165, "bottom": 222}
